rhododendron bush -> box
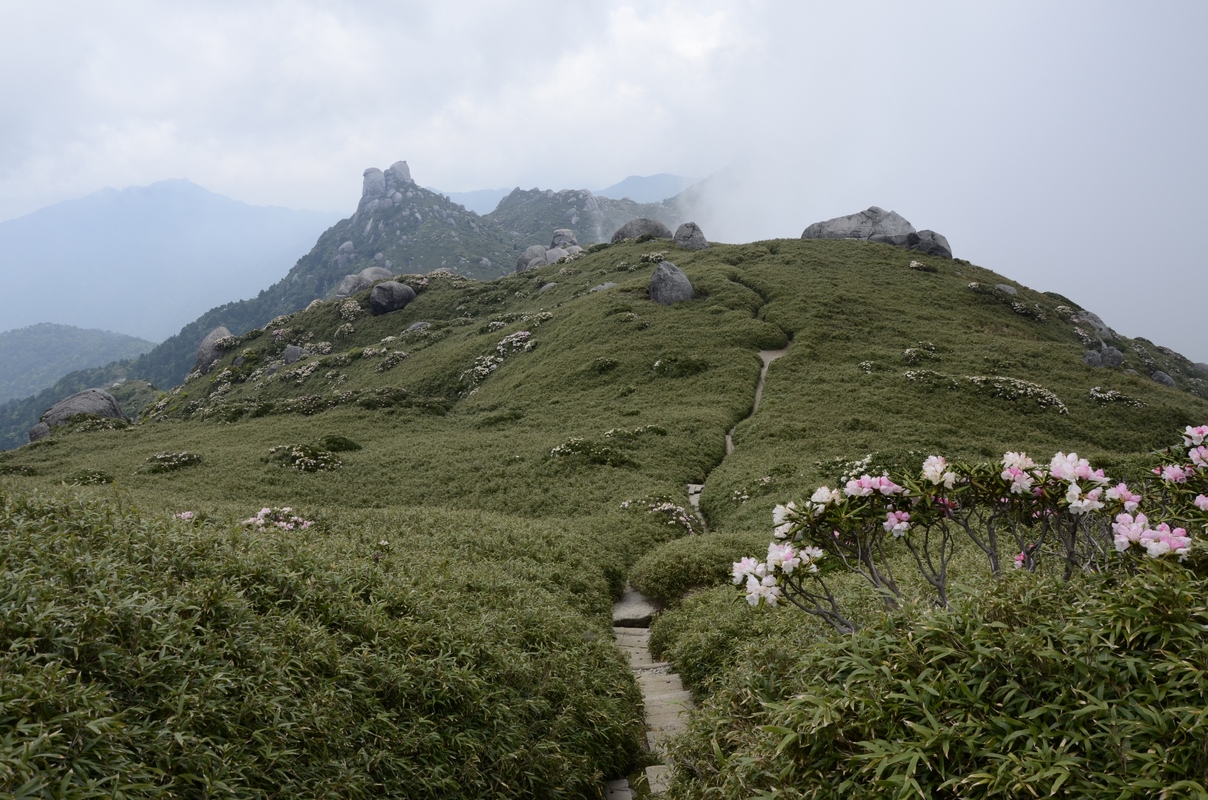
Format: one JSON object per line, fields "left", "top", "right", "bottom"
{"left": 736, "top": 425, "right": 1208, "bottom": 631}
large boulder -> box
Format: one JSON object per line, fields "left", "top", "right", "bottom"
{"left": 611, "top": 218, "right": 673, "bottom": 243}
{"left": 1100, "top": 346, "right": 1124, "bottom": 367}
{"left": 193, "top": 326, "right": 232, "bottom": 375}
{"left": 673, "top": 221, "right": 709, "bottom": 250}
{"left": 550, "top": 229, "right": 578, "bottom": 248}
{"left": 804, "top": 207, "right": 955, "bottom": 259}
{"left": 802, "top": 206, "right": 914, "bottom": 240}
{"left": 384, "top": 161, "right": 412, "bottom": 191}
{"left": 867, "top": 230, "right": 952, "bottom": 259}
{"left": 335, "top": 273, "right": 371, "bottom": 297}
{"left": 515, "top": 244, "right": 548, "bottom": 272}
{"left": 649, "top": 261, "right": 694, "bottom": 305}
{"left": 1195, "top": 363, "right": 1208, "bottom": 376}
{"left": 545, "top": 247, "right": 569, "bottom": 263}
{"left": 359, "top": 266, "right": 394, "bottom": 284}
{"left": 362, "top": 168, "right": 386, "bottom": 198}
{"left": 1152, "top": 371, "right": 1177, "bottom": 388}
{"left": 30, "top": 388, "right": 127, "bottom": 441}
{"left": 369, "top": 281, "right": 417, "bottom": 315}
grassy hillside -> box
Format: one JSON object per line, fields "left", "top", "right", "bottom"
{"left": 3, "top": 237, "right": 1207, "bottom": 797}
{"left": 0, "top": 323, "right": 155, "bottom": 402}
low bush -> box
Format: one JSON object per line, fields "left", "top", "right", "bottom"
{"left": 630, "top": 531, "right": 771, "bottom": 607}
{"left": 0, "top": 487, "right": 643, "bottom": 799}
{"left": 318, "top": 434, "right": 362, "bottom": 452}
{"left": 667, "top": 565, "right": 1208, "bottom": 799}
{"left": 65, "top": 468, "right": 113, "bottom": 485}
{"left": 139, "top": 451, "right": 203, "bottom": 473}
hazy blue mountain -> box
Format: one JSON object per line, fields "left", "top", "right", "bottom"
{"left": 596, "top": 174, "right": 696, "bottom": 203}
{"left": 0, "top": 323, "right": 156, "bottom": 403}
{"left": 428, "top": 187, "right": 513, "bottom": 215}
{"left": 0, "top": 180, "right": 341, "bottom": 342}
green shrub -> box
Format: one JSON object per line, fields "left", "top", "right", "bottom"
{"left": 266, "top": 444, "right": 342, "bottom": 472}
{"left": 652, "top": 356, "right": 710, "bottom": 377}
{"left": 630, "top": 531, "right": 771, "bottom": 607}
{"left": 139, "top": 451, "right": 203, "bottom": 474}
{"left": 65, "top": 468, "right": 113, "bottom": 485}
{"left": 319, "top": 435, "right": 362, "bottom": 452}
{"left": 667, "top": 566, "right": 1208, "bottom": 799}
{"left": 0, "top": 464, "right": 37, "bottom": 476}
{"left": 0, "top": 487, "right": 642, "bottom": 799}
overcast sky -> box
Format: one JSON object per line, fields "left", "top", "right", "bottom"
{"left": 2, "top": 1, "right": 1204, "bottom": 361}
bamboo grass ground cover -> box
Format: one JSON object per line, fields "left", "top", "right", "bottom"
{"left": 4, "top": 238, "right": 1208, "bottom": 796}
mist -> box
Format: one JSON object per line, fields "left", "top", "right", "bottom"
{"left": 0, "top": 0, "right": 1204, "bottom": 360}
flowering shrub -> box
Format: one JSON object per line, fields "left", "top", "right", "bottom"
{"left": 550, "top": 437, "right": 635, "bottom": 467}
{"left": 242, "top": 506, "right": 316, "bottom": 531}
{"left": 620, "top": 496, "right": 700, "bottom": 535}
{"left": 1089, "top": 386, "right": 1146, "bottom": 407}
{"left": 459, "top": 332, "right": 536, "bottom": 391}
{"left": 334, "top": 323, "right": 355, "bottom": 339}
{"left": 375, "top": 351, "right": 409, "bottom": 372}
{"left": 966, "top": 375, "right": 1067, "bottom": 413}
{"left": 173, "top": 510, "right": 196, "bottom": 522}
{"left": 652, "top": 356, "right": 709, "bottom": 377}
{"left": 140, "top": 451, "right": 203, "bottom": 474}
{"left": 736, "top": 424, "right": 1208, "bottom": 632}
{"left": 338, "top": 300, "right": 362, "bottom": 321}
{"left": 266, "top": 444, "right": 342, "bottom": 472}
{"left": 66, "top": 469, "right": 114, "bottom": 486}
{"left": 64, "top": 414, "right": 130, "bottom": 434}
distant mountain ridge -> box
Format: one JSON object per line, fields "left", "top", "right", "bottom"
{"left": 0, "top": 162, "right": 700, "bottom": 446}
{"left": 0, "top": 179, "right": 340, "bottom": 341}
{"left": 0, "top": 323, "right": 155, "bottom": 403}
{"left": 595, "top": 174, "right": 695, "bottom": 203}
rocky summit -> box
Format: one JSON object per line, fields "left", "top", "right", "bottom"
{"left": 802, "top": 206, "right": 952, "bottom": 258}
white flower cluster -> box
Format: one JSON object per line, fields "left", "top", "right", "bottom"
{"left": 1088, "top": 386, "right": 1146, "bottom": 408}
{"left": 966, "top": 375, "right": 1068, "bottom": 414}
{"left": 732, "top": 541, "right": 825, "bottom": 606}
{"left": 339, "top": 300, "right": 362, "bottom": 321}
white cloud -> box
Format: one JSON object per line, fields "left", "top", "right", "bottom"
{"left": 0, "top": 0, "right": 1205, "bottom": 359}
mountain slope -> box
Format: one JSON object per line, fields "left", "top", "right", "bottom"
{"left": 0, "top": 323, "right": 155, "bottom": 402}
{"left": 3, "top": 237, "right": 1206, "bottom": 796}
{"left": 0, "top": 180, "right": 340, "bottom": 341}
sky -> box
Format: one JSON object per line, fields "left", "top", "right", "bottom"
{"left": 1, "top": 0, "right": 1204, "bottom": 361}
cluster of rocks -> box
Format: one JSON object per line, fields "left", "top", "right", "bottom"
{"left": 801, "top": 206, "right": 952, "bottom": 259}
{"left": 514, "top": 229, "right": 585, "bottom": 272}
{"left": 609, "top": 218, "right": 710, "bottom": 251}
{"left": 336, "top": 262, "right": 395, "bottom": 297}
{"left": 1082, "top": 345, "right": 1125, "bottom": 369}
{"left": 28, "top": 388, "right": 127, "bottom": 442}
{"left": 357, "top": 161, "right": 415, "bottom": 217}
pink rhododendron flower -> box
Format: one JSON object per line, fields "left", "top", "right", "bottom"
{"left": 745, "top": 573, "right": 781, "bottom": 606}
{"left": 1161, "top": 464, "right": 1189, "bottom": 483}
{"left": 174, "top": 511, "right": 195, "bottom": 521}
{"left": 883, "top": 510, "right": 911, "bottom": 537}
{"left": 1113, "top": 512, "right": 1150, "bottom": 552}
{"left": 1183, "top": 425, "right": 1208, "bottom": 447}
{"left": 922, "top": 456, "right": 957, "bottom": 488}
{"left": 767, "top": 542, "right": 802, "bottom": 574}
{"left": 1065, "top": 483, "right": 1104, "bottom": 514}
{"left": 732, "top": 557, "right": 760, "bottom": 584}
{"left": 1105, "top": 483, "right": 1142, "bottom": 513}
{"left": 1140, "top": 523, "right": 1191, "bottom": 559}
{"left": 1002, "top": 452, "right": 1036, "bottom": 472}
{"left": 1001, "top": 465, "right": 1035, "bottom": 495}
{"left": 1196, "top": 495, "right": 1208, "bottom": 512}
{"left": 1189, "top": 446, "right": 1208, "bottom": 468}
{"left": 1014, "top": 551, "right": 1026, "bottom": 570}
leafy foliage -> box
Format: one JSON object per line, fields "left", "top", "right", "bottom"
{"left": 666, "top": 566, "right": 1208, "bottom": 799}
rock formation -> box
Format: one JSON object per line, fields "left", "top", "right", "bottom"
{"left": 335, "top": 266, "right": 394, "bottom": 297}
{"left": 193, "top": 326, "right": 233, "bottom": 375}
{"left": 649, "top": 261, "right": 694, "bottom": 305}
{"left": 29, "top": 388, "right": 127, "bottom": 442}
{"left": 673, "top": 222, "right": 709, "bottom": 250}
{"left": 551, "top": 229, "right": 578, "bottom": 248}
{"left": 802, "top": 206, "right": 952, "bottom": 258}
{"left": 369, "top": 281, "right": 417, "bottom": 315}
{"left": 612, "top": 218, "right": 673, "bottom": 243}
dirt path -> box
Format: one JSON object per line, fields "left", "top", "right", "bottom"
{"left": 725, "top": 345, "right": 790, "bottom": 455}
